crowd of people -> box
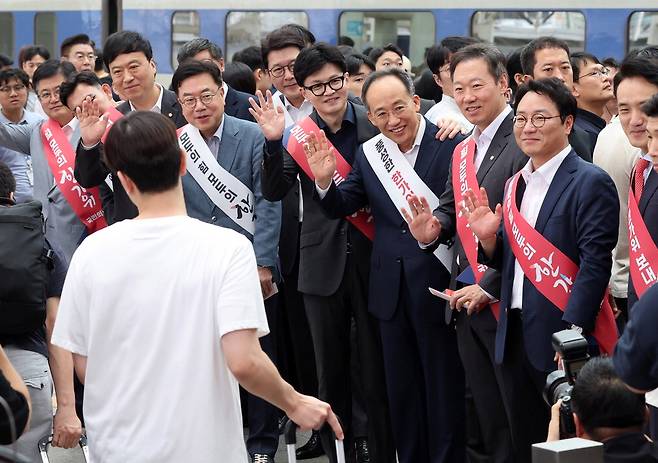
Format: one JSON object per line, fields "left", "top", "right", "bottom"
{"left": 0, "top": 22, "right": 658, "bottom": 463}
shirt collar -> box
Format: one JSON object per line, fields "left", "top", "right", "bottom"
{"left": 405, "top": 115, "right": 426, "bottom": 154}
{"left": 204, "top": 115, "right": 225, "bottom": 143}
{"left": 0, "top": 108, "right": 25, "bottom": 124}
{"left": 63, "top": 117, "right": 79, "bottom": 132}
{"left": 317, "top": 101, "right": 355, "bottom": 131}
{"left": 521, "top": 144, "right": 571, "bottom": 185}
{"left": 473, "top": 105, "right": 512, "bottom": 146}
{"left": 129, "top": 83, "right": 164, "bottom": 113}
{"left": 283, "top": 95, "right": 312, "bottom": 112}
{"left": 222, "top": 82, "right": 229, "bottom": 102}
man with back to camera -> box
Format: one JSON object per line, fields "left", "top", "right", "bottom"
{"left": 60, "top": 34, "right": 96, "bottom": 73}
{"left": 232, "top": 46, "right": 273, "bottom": 96}
{"left": 176, "top": 38, "right": 255, "bottom": 122}
{"left": 73, "top": 30, "right": 187, "bottom": 223}
{"left": 460, "top": 77, "right": 619, "bottom": 460}
{"left": 546, "top": 357, "right": 658, "bottom": 462}
{"left": 50, "top": 110, "right": 342, "bottom": 463}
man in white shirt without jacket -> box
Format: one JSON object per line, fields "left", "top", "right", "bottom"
{"left": 51, "top": 111, "right": 342, "bottom": 463}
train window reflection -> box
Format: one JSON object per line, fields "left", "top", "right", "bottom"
{"left": 34, "top": 12, "right": 57, "bottom": 58}
{"left": 172, "top": 11, "right": 200, "bottom": 68}
{"left": 471, "top": 11, "right": 586, "bottom": 55}
{"left": 339, "top": 11, "right": 435, "bottom": 71}
{"left": 629, "top": 11, "right": 658, "bottom": 51}
{"left": 226, "top": 12, "right": 309, "bottom": 64}
{"left": 0, "top": 13, "right": 13, "bottom": 58}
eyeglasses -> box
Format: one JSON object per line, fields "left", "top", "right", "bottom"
{"left": 0, "top": 84, "right": 27, "bottom": 94}
{"left": 72, "top": 52, "right": 97, "bottom": 62}
{"left": 580, "top": 67, "right": 610, "bottom": 79}
{"left": 179, "top": 89, "right": 220, "bottom": 108}
{"left": 37, "top": 87, "right": 61, "bottom": 101}
{"left": 268, "top": 62, "right": 295, "bottom": 78}
{"left": 373, "top": 101, "right": 412, "bottom": 123}
{"left": 513, "top": 114, "right": 561, "bottom": 128}
{"left": 304, "top": 76, "right": 345, "bottom": 97}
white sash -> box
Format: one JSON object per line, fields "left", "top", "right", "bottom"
{"left": 178, "top": 124, "right": 256, "bottom": 235}
{"left": 362, "top": 133, "right": 453, "bottom": 270}
{"left": 272, "top": 90, "right": 295, "bottom": 128}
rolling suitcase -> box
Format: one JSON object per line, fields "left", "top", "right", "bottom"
{"left": 38, "top": 434, "right": 89, "bottom": 463}
{"left": 284, "top": 419, "right": 345, "bottom": 463}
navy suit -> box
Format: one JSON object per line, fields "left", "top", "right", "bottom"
{"left": 317, "top": 119, "right": 466, "bottom": 463}
{"left": 225, "top": 86, "right": 256, "bottom": 122}
{"left": 482, "top": 150, "right": 619, "bottom": 459}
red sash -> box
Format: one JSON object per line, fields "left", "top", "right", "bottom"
{"left": 503, "top": 173, "right": 617, "bottom": 355}
{"left": 628, "top": 186, "right": 658, "bottom": 297}
{"left": 40, "top": 119, "right": 107, "bottom": 233}
{"left": 451, "top": 138, "right": 500, "bottom": 320}
{"left": 100, "top": 106, "right": 124, "bottom": 144}
{"left": 284, "top": 116, "right": 375, "bottom": 240}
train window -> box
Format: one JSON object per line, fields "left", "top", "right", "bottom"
{"left": 34, "top": 12, "right": 57, "bottom": 57}
{"left": 171, "top": 11, "right": 201, "bottom": 68}
{"left": 226, "top": 12, "right": 309, "bottom": 62}
{"left": 629, "top": 11, "right": 658, "bottom": 51}
{"left": 339, "top": 11, "right": 435, "bottom": 71}
{"left": 0, "top": 13, "right": 13, "bottom": 58}
{"left": 471, "top": 11, "right": 586, "bottom": 55}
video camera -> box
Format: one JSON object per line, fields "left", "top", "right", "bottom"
{"left": 543, "top": 329, "right": 590, "bottom": 438}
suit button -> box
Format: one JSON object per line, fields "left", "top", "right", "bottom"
{"left": 401, "top": 229, "right": 407, "bottom": 234}
{"left": 211, "top": 216, "right": 217, "bottom": 222}
{"left": 396, "top": 257, "right": 401, "bottom": 263}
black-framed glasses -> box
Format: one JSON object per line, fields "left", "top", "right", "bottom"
{"left": 268, "top": 62, "right": 295, "bottom": 78}
{"left": 580, "top": 67, "right": 610, "bottom": 79}
{"left": 513, "top": 114, "right": 561, "bottom": 128}
{"left": 179, "top": 89, "right": 220, "bottom": 108}
{"left": 304, "top": 75, "right": 345, "bottom": 97}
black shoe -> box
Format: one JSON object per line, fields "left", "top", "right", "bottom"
{"left": 354, "top": 437, "right": 370, "bottom": 463}
{"left": 295, "top": 430, "right": 325, "bottom": 460}
{"left": 278, "top": 415, "right": 288, "bottom": 435}
{"left": 251, "top": 454, "right": 274, "bottom": 463}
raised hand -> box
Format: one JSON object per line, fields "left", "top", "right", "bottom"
{"left": 304, "top": 131, "right": 336, "bottom": 189}
{"left": 249, "top": 90, "right": 285, "bottom": 141}
{"left": 459, "top": 187, "right": 501, "bottom": 243}
{"left": 76, "top": 95, "right": 108, "bottom": 147}
{"left": 401, "top": 195, "right": 442, "bottom": 245}
{"left": 435, "top": 116, "right": 469, "bottom": 141}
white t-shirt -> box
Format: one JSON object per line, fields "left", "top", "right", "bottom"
{"left": 52, "top": 215, "right": 269, "bottom": 463}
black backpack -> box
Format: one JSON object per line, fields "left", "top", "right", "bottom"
{"left": 0, "top": 201, "right": 52, "bottom": 335}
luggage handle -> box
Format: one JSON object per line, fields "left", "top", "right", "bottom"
{"left": 38, "top": 434, "right": 89, "bottom": 463}
{"left": 284, "top": 418, "right": 345, "bottom": 463}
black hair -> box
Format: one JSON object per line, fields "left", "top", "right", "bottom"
{"left": 636, "top": 46, "right": 658, "bottom": 61}
{"left": 337, "top": 45, "right": 354, "bottom": 57}
{"left": 103, "top": 31, "right": 153, "bottom": 69}
{"left": 514, "top": 77, "right": 577, "bottom": 123}
{"left": 104, "top": 111, "right": 181, "bottom": 193}
{"left": 59, "top": 71, "right": 102, "bottom": 108}
{"left": 176, "top": 38, "right": 223, "bottom": 65}
{"left": 94, "top": 48, "right": 105, "bottom": 73}
{"left": 506, "top": 48, "right": 524, "bottom": 102}
{"left": 60, "top": 33, "right": 94, "bottom": 58}
{"left": 232, "top": 46, "right": 264, "bottom": 71}
{"left": 0, "top": 68, "right": 30, "bottom": 88}
{"left": 32, "top": 60, "right": 76, "bottom": 93}
{"left": 0, "top": 161, "right": 16, "bottom": 204}
{"left": 293, "top": 43, "right": 347, "bottom": 88}
{"left": 361, "top": 67, "right": 414, "bottom": 110}
{"left": 18, "top": 45, "right": 50, "bottom": 68}
{"left": 414, "top": 68, "right": 442, "bottom": 102}
{"left": 613, "top": 57, "right": 658, "bottom": 96}
{"left": 520, "top": 36, "right": 571, "bottom": 76}
{"left": 368, "top": 43, "right": 403, "bottom": 65}
{"left": 261, "top": 28, "right": 307, "bottom": 69}
{"left": 0, "top": 54, "right": 13, "bottom": 68}
{"left": 601, "top": 57, "right": 619, "bottom": 69}
{"left": 571, "top": 52, "right": 601, "bottom": 82}
{"left": 171, "top": 60, "right": 223, "bottom": 94}
{"left": 450, "top": 43, "right": 508, "bottom": 82}
{"left": 642, "top": 93, "right": 658, "bottom": 118}
{"left": 338, "top": 36, "right": 355, "bottom": 47}
{"left": 571, "top": 358, "right": 646, "bottom": 438}
{"left": 278, "top": 24, "right": 315, "bottom": 47}
{"left": 345, "top": 53, "right": 375, "bottom": 76}
{"left": 223, "top": 61, "right": 256, "bottom": 95}
{"left": 426, "top": 36, "right": 480, "bottom": 73}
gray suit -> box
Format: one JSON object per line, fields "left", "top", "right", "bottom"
{"left": 0, "top": 119, "right": 85, "bottom": 264}
{"left": 183, "top": 114, "right": 281, "bottom": 271}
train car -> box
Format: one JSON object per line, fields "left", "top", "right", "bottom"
{"left": 1, "top": 0, "right": 657, "bottom": 80}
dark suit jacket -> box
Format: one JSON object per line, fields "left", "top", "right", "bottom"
{"left": 569, "top": 126, "right": 594, "bottom": 162}
{"left": 260, "top": 102, "right": 379, "bottom": 296}
{"left": 628, "top": 168, "right": 658, "bottom": 310}
{"left": 225, "top": 86, "right": 255, "bottom": 122}
{"left": 316, "top": 120, "right": 461, "bottom": 321}
{"left": 419, "top": 98, "right": 435, "bottom": 115}
{"left": 433, "top": 113, "right": 528, "bottom": 323}
{"left": 279, "top": 185, "right": 300, "bottom": 276}
{"left": 74, "top": 88, "right": 187, "bottom": 223}
{"left": 482, "top": 151, "right": 619, "bottom": 372}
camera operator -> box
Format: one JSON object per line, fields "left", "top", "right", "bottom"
{"left": 546, "top": 357, "right": 658, "bottom": 462}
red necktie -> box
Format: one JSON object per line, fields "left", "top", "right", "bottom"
{"left": 634, "top": 158, "right": 651, "bottom": 201}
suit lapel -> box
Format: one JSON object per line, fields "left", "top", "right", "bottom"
{"left": 217, "top": 116, "right": 239, "bottom": 172}
{"left": 225, "top": 87, "right": 238, "bottom": 112}
{"left": 640, "top": 169, "right": 658, "bottom": 215}
{"left": 161, "top": 89, "right": 182, "bottom": 124}
{"left": 534, "top": 151, "right": 578, "bottom": 233}
{"left": 413, "top": 120, "right": 437, "bottom": 180}
{"left": 476, "top": 114, "right": 513, "bottom": 183}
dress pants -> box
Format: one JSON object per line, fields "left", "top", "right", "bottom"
{"left": 378, "top": 277, "right": 465, "bottom": 463}
{"left": 246, "top": 294, "right": 280, "bottom": 457}
{"left": 304, "top": 253, "right": 395, "bottom": 463}
{"left": 455, "top": 307, "right": 514, "bottom": 463}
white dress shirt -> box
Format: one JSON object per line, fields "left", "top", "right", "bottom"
{"left": 424, "top": 95, "right": 473, "bottom": 132}
{"left": 472, "top": 105, "right": 512, "bottom": 170}
{"left": 129, "top": 83, "right": 164, "bottom": 113}
{"left": 510, "top": 144, "right": 571, "bottom": 310}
